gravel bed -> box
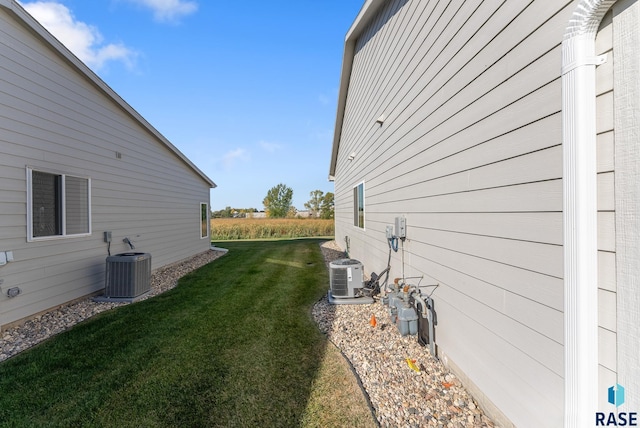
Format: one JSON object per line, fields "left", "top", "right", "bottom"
{"left": 0, "top": 249, "right": 226, "bottom": 362}
{"left": 315, "top": 241, "right": 495, "bottom": 428}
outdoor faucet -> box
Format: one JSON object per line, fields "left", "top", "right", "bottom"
{"left": 123, "top": 237, "right": 135, "bottom": 250}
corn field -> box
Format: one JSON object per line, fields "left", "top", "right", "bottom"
{"left": 210, "top": 218, "right": 334, "bottom": 240}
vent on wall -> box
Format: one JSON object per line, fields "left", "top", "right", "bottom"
{"left": 104, "top": 252, "right": 151, "bottom": 298}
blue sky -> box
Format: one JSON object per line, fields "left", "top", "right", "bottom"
{"left": 19, "top": 0, "right": 363, "bottom": 211}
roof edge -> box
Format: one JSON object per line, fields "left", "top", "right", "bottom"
{"left": 0, "top": 0, "right": 216, "bottom": 189}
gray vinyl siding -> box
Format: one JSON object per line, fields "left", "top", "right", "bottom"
{"left": 613, "top": 0, "right": 640, "bottom": 412}
{"left": 0, "top": 6, "right": 212, "bottom": 328}
{"left": 333, "top": 1, "right": 574, "bottom": 426}
{"left": 595, "top": 1, "right": 640, "bottom": 411}
{"left": 595, "top": 9, "right": 618, "bottom": 411}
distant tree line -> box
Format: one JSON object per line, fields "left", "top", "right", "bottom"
{"left": 212, "top": 184, "right": 334, "bottom": 220}
{"left": 211, "top": 207, "right": 259, "bottom": 218}
{"left": 263, "top": 184, "right": 334, "bottom": 219}
{"left": 303, "top": 189, "right": 334, "bottom": 219}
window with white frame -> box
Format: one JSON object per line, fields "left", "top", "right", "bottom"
{"left": 353, "top": 182, "right": 365, "bottom": 229}
{"left": 200, "top": 202, "right": 209, "bottom": 239}
{"left": 27, "top": 168, "right": 91, "bottom": 240}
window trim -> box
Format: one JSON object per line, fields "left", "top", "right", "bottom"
{"left": 26, "top": 167, "right": 92, "bottom": 242}
{"left": 200, "top": 202, "right": 209, "bottom": 239}
{"left": 353, "top": 181, "right": 365, "bottom": 229}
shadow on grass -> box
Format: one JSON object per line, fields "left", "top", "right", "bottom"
{"left": 0, "top": 239, "right": 374, "bottom": 428}
{"left": 300, "top": 242, "right": 380, "bottom": 428}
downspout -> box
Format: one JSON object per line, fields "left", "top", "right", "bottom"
{"left": 562, "top": 1, "right": 615, "bottom": 426}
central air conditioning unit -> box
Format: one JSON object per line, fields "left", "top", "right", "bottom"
{"left": 100, "top": 252, "right": 152, "bottom": 301}
{"left": 330, "top": 259, "right": 363, "bottom": 298}
{"left": 328, "top": 259, "right": 373, "bottom": 305}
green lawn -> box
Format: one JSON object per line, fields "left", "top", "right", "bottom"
{"left": 0, "top": 240, "right": 374, "bottom": 427}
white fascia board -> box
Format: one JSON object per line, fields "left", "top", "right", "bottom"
{"left": 329, "top": 0, "right": 388, "bottom": 177}
{"left": 0, "top": 0, "right": 216, "bottom": 189}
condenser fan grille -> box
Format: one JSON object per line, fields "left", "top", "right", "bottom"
{"left": 330, "top": 267, "right": 349, "bottom": 296}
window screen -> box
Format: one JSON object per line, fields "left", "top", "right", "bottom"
{"left": 29, "top": 169, "right": 91, "bottom": 240}
{"left": 32, "top": 171, "right": 61, "bottom": 237}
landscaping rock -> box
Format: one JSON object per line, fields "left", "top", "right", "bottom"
{"left": 316, "top": 240, "right": 495, "bottom": 428}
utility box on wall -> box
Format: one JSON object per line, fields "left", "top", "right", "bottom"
{"left": 395, "top": 216, "right": 406, "bottom": 239}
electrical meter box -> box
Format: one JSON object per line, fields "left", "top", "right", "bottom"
{"left": 395, "top": 216, "right": 406, "bottom": 239}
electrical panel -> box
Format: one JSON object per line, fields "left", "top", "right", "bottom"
{"left": 104, "top": 231, "right": 112, "bottom": 243}
{"left": 395, "top": 216, "right": 406, "bottom": 239}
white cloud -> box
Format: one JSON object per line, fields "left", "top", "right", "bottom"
{"left": 221, "top": 148, "right": 250, "bottom": 170}
{"left": 124, "top": 0, "right": 198, "bottom": 22}
{"left": 20, "top": 1, "right": 137, "bottom": 71}
{"left": 258, "top": 141, "right": 283, "bottom": 153}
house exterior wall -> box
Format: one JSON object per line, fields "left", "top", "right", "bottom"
{"left": 0, "top": 4, "right": 213, "bottom": 329}
{"left": 333, "top": 0, "right": 640, "bottom": 425}
{"left": 610, "top": 0, "right": 640, "bottom": 413}
{"left": 595, "top": 8, "right": 617, "bottom": 411}
{"left": 333, "top": 1, "right": 574, "bottom": 426}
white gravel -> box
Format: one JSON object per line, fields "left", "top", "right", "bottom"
{"left": 316, "top": 241, "right": 495, "bottom": 428}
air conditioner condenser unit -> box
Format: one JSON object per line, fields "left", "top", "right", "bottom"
{"left": 94, "top": 252, "right": 151, "bottom": 303}
{"left": 328, "top": 259, "right": 373, "bottom": 305}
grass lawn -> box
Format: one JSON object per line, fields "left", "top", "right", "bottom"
{"left": 0, "top": 240, "right": 376, "bottom": 427}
